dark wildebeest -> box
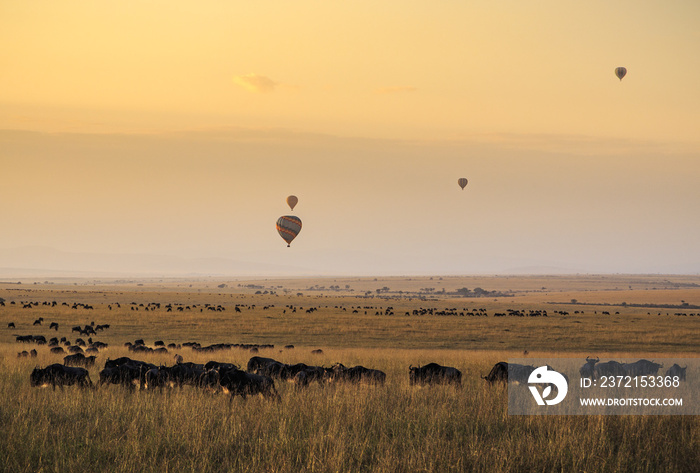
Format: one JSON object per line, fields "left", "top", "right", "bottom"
{"left": 68, "top": 346, "right": 84, "bottom": 354}
{"left": 327, "top": 363, "right": 386, "bottom": 385}
{"left": 256, "top": 361, "right": 290, "bottom": 379}
{"left": 409, "top": 363, "right": 462, "bottom": 386}
{"left": 482, "top": 362, "right": 509, "bottom": 383}
{"left": 8, "top": 322, "right": 15, "bottom": 329}
{"left": 247, "top": 356, "right": 281, "bottom": 374}
{"left": 665, "top": 364, "right": 687, "bottom": 381}
{"left": 102, "top": 357, "right": 156, "bottom": 388}
{"left": 50, "top": 347, "right": 65, "bottom": 354}
{"left": 64, "top": 353, "right": 97, "bottom": 368}
{"left": 481, "top": 362, "right": 537, "bottom": 384}
{"left": 580, "top": 357, "right": 626, "bottom": 379}
{"left": 204, "top": 361, "right": 240, "bottom": 372}
{"left": 49, "top": 322, "right": 59, "bottom": 331}
{"left": 169, "top": 362, "right": 206, "bottom": 388}
{"left": 30, "top": 364, "right": 93, "bottom": 390}
{"left": 311, "top": 349, "right": 324, "bottom": 355}
{"left": 218, "top": 368, "right": 280, "bottom": 401}
{"left": 623, "top": 359, "right": 663, "bottom": 377}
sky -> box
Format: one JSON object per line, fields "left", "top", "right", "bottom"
{"left": 1, "top": 1, "right": 699, "bottom": 276}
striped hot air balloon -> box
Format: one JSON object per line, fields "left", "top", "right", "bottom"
{"left": 458, "top": 178, "right": 468, "bottom": 190}
{"left": 615, "top": 67, "right": 627, "bottom": 81}
{"left": 276, "top": 216, "right": 302, "bottom": 247}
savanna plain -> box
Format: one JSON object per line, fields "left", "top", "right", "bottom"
{"left": 1, "top": 275, "right": 698, "bottom": 472}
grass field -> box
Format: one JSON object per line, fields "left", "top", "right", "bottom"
{"left": 0, "top": 275, "right": 698, "bottom": 472}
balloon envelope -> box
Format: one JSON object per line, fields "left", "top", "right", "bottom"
{"left": 615, "top": 67, "right": 627, "bottom": 81}
{"left": 458, "top": 178, "right": 468, "bottom": 190}
{"left": 276, "top": 216, "right": 302, "bottom": 247}
{"left": 286, "top": 195, "right": 298, "bottom": 211}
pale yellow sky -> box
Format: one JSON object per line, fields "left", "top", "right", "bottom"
{"left": 1, "top": 1, "right": 699, "bottom": 275}
{"left": 2, "top": 1, "right": 699, "bottom": 142}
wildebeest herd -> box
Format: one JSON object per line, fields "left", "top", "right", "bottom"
{"left": 29, "top": 354, "right": 686, "bottom": 402}
{"left": 28, "top": 355, "right": 460, "bottom": 399}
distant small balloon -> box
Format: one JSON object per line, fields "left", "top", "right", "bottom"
{"left": 286, "top": 195, "right": 298, "bottom": 211}
{"left": 615, "top": 67, "right": 627, "bottom": 81}
{"left": 276, "top": 216, "right": 302, "bottom": 247}
{"left": 458, "top": 178, "right": 468, "bottom": 190}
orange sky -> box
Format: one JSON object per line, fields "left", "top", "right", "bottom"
{"left": 1, "top": 1, "right": 699, "bottom": 275}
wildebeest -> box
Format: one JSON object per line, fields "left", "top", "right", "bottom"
{"left": 482, "top": 362, "right": 509, "bottom": 383}
{"left": 409, "top": 363, "right": 462, "bottom": 386}
{"left": 30, "top": 364, "right": 93, "bottom": 390}
{"left": 64, "top": 353, "right": 97, "bottom": 368}
{"left": 100, "top": 358, "right": 156, "bottom": 389}
{"left": 247, "top": 356, "right": 280, "bottom": 374}
{"left": 328, "top": 363, "right": 386, "bottom": 385}
{"left": 665, "top": 364, "right": 687, "bottom": 381}
{"left": 218, "top": 368, "right": 280, "bottom": 400}
{"left": 623, "top": 359, "right": 663, "bottom": 377}
{"left": 50, "top": 347, "right": 65, "bottom": 354}
{"left": 580, "top": 357, "right": 626, "bottom": 379}
{"left": 49, "top": 322, "right": 59, "bottom": 331}
{"left": 481, "top": 362, "right": 537, "bottom": 384}
{"left": 204, "top": 361, "right": 240, "bottom": 372}
{"left": 168, "top": 362, "right": 206, "bottom": 388}
{"left": 8, "top": 322, "right": 15, "bottom": 329}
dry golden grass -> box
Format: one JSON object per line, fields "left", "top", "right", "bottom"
{"left": 0, "top": 276, "right": 698, "bottom": 472}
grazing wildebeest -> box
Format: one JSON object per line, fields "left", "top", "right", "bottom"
{"left": 169, "top": 362, "right": 206, "bottom": 388}
{"left": 68, "top": 346, "right": 84, "bottom": 354}
{"left": 246, "top": 356, "right": 281, "bottom": 374}
{"left": 623, "top": 359, "right": 663, "bottom": 377}
{"left": 30, "top": 349, "right": 37, "bottom": 358}
{"left": 8, "top": 322, "right": 15, "bottom": 329}
{"left": 71, "top": 326, "right": 82, "bottom": 333}
{"left": 482, "top": 362, "right": 509, "bottom": 383}
{"left": 311, "top": 349, "right": 324, "bottom": 355}
{"left": 409, "top": 363, "right": 462, "bottom": 386}
{"left": 580, "top": 357, "right": 626, "bottom": 379}
{"left": 64, "top": 353, "right": 97, "bottom": 368}
{"left": 49, "top": 322, "right": 59, "bottom": 331}
{"left": 256, "top": 361, "right": 290, "bottom": 379}
{"left": 30, "top": 364, "right": 93, "bottom": 390}
{"left": 218, "top": 368, "right": 280, "bottom": 401}
{"left": 326, "top": 363, "right": 385, "bottom": 385}
{"left": 33, "top": 319, "right": 42, "bottom": 326}
{"left": 50, "top": 347, "right": 65, "bottom": 354}
{"left": 665, "top": 364, "right": 687, "bottom": 381}
{"left": 204, "top": 361, "right": 240, "bottom": 372}
{"left": 17, "top": 351, "right": 29, "bottom": 358}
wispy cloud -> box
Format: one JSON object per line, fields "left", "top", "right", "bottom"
{"left": 233, "top": 73, "right": 278, "bottom": 93}
{"left": 374, "top": 86, "right": 417, "bottom": 95}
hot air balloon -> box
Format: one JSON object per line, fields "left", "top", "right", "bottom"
{"left": 458, "top": 178, "right": 468, "bottom": 190}
{"left": 276, "top": 215, "right": 302, "bottom": 247}
{"left": 615, "top": 67, "right": 627, "bottom": 81}
{"left": 286, "top": 195, "right": 298, "bottom": 211}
